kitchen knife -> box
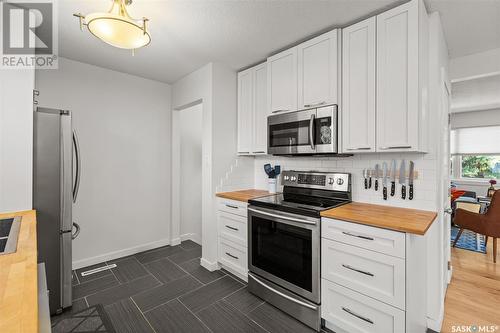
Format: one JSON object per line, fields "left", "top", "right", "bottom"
{"left": 382, "top": 162, "right": 388, "bottom": 200}
{"left": 374, "top": 164, "right": 380, "bottom": 191}
{"left": 363, "top": 169, "right": 368, "bottom": 189}
{"left": 408, "top": 161, "right": 415, "bottom": 200}
{"left": 368, "top": 169, "right": 372, "bottom": 189}
{"left": 390, "top": 160, "right": 396, "bottom": 196}
{"left": 399, "top": 160, "right": 406, "bottom": 199}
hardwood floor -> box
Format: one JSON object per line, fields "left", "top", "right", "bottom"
{"left": 441, "top": 241, "right": 500, "bottom": 332}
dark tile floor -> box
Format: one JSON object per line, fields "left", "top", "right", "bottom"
{"left": 60, "top": 240, "right": 318, "bottom": 333}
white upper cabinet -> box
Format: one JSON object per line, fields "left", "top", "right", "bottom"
{"left": 342, "top": 17, "right": 376, "bottom": 153}
{"left": 237, "top": 63, "right": 268, "bottom": 155}
{"left": 298, "top": 30, "right": 340, "bottom": 109}
{"left": 376, "top": 0, "right": 428, "bottom": 152}
{"left": 237, "top": 68, "right": 254, "bottom": 154}
{"left": 252, "top": 63, "right": 268, "bottom": 154}
{"left": 267, "top": 47, "right": 298, "bottom": 114}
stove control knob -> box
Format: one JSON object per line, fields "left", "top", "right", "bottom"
{"left": 284, "top": 175, "right": 289, "bottom": 181}
{"left": 337, "top": 178, "right": 344, "bottom": 185}
{"left": 328, "top": 177, "right": 334, "bottom": 185}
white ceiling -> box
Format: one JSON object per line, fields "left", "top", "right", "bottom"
{"left": 58, "top": 0, "right": 500, "bottom": 84}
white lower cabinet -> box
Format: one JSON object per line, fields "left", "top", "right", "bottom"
{"left": 322, "top": 279, "right": 405, "bottom": 333}
{"left": 216, "top": 198, "right": 248, "bottom": 280}
{"left": 321, "top": 238, "right": 405, "bottom": 309}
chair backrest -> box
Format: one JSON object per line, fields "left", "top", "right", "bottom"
{"left": 485, "top": 190, "right": 500, "bottom": 221}
{"left": 456, "top": 201, "right": 481, "bottom": 214}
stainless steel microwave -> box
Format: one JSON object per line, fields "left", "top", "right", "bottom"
{"left": 267, "top": 105, "right": 338, "bottom": 155}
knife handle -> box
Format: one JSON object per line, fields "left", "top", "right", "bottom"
{"left": 402, "top": 185, "right": 406, "bottom": 200}
{"left": 368, "top": 177, "right": 372, "bottom": 189}
{"left": 364, "top": 178, "right": 368, "bottom": 189}
{"left": 391, "top": 182, "right": 395, "bottom": 196}
{"left": 409, "top": 184, "right": 414, "bottom": 200}
{"left": 375, "top": 180, "right": 378, "bottom": 191}
{"left": 383, "top": 187, "right": 387, "bottom": 200}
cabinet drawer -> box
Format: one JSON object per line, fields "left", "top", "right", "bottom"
{"left": 218, "top": 199, "right": 248, "bottom": 217}
{"left": 218, "top": 211, "right": 247, "bottom": 246}
{"left": 322, "top": 218, "right": 405, "bottom": 258}
{"left": 322, "top": 279, "right": 405, "bottom": 333}
{"left": 322, "top": 239, "right": 405, "bottom": 309}
{"left": 218, "top": 238, "right": 248, "bottom": 277}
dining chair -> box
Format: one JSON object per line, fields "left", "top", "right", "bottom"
{"left": 453, "top": 190, "right": 500, "bottom": 263}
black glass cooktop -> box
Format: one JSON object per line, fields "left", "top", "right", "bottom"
{"left": 249, "top": 193, "right": 349, "bottom": 217}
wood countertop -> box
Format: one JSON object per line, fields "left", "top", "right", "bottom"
{"left": 216, "top": 189, "right": 273, "bottom": 202}
{"left": 321, "top": 202, "right": 437, "bottom": 235}
{"left": 0, "top": 210, "right": 38, "bottom": 333}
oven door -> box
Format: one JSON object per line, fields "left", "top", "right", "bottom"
{"left": 267, "top": 108, "right": 316, "bottom": 155}
{"left": 248, "top": 206, "right": 320, "bottom": 303}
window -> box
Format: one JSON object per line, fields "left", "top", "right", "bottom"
{"left": 461, "top": 155, "right": 500, "bottom": 179}
{"left": 451, "top": 126, "right": 500, "bottom": 180}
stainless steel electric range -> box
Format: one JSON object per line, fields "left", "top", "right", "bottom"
{"left": 247, "top": 170, "right": 351, "bottom": 331}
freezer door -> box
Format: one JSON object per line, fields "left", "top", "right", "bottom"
{"left": 61, "top": 231, "right": 73, "bottom": 308}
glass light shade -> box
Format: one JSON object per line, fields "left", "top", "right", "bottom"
{"left": 86, "top": 13, "right": 151, "bottom": 49}
{"left": 82, "top": 0, "right": 150, "bottom": 49}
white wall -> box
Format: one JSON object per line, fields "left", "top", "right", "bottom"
{"left": 179, "top": 104, "right": 203, "bottom": 244}
{"left": 171, "top": 62, "right": 237, "bottom": 270}
{"left": 449, "top": 47, "right": 500, "bottom": 82}
{"left": 0, "top": 69, "right": 34, "bottom": 213}
{"left": 36, "top": 58, "right": 172, "bottom": 269}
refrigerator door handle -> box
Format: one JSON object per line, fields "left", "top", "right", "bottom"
{"left": 72, "top": 222, "right": 81, "bottom": 240}
{"left": 72, "top": 130, "right": 81, "bottom": 203}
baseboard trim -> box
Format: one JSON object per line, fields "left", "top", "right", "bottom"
{"left": 72, "top": 238, "right": 171, "bottom": 270}
{"left": 427, "top": 302, "right": 444, "bottom": 332}
{"left": 200, "top": 257, "right": 219, "bottom": 272}
{"left": 180, "top": 233, "right": 201, "bottom": 244}
{"left": 170, "top": 237, "right": 181, "bottom": 246}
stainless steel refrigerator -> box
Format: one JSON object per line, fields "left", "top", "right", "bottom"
{"left": 33, "top": 107, "right": 81, "bottom": 314}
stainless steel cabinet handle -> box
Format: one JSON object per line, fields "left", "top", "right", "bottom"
{"left": 342, "top": 231, "right": 374, "bottom": 241}
{"left": 248, "top": 207, "right": 317, "bottom": 225}
{"left": 225, "top": 252, "right": 239, "bottom": 260}
{"left": 248, "top": 273, "right": 318, "bottom": 310}
{"left": 225, "top": 225, "right": 239, "bottom": 231}
{"left": 225, "top": 204, "right": 239, "bottom": 209}
{"left": 342, "top": 264, "right": 374, "bottom": 277}
{"left": 379, "top": 145, "right": 412, "bottom": 150}
{"left": 342, "top": 307, "right": 374, "bottom": 324}
{"left": 252, "top": 151, "right": 266, "bottom": 154}
{"left": 72, "top": 222, "right": 81, "bottom": 240}
{"left": 346, "top": 147, "right": 371, "bottom": 151}
{"left": 72, "top": 130, "right": 81, "bottom": 203}
{"left": 304, "top": 101, "right": 326, "bottom": 108}
{"left": 309, "top": 114, "right": 315, "bottom": 150}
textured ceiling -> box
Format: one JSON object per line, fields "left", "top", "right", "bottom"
{"left": 58, "top": 0, "right": 500, "bottom": 84}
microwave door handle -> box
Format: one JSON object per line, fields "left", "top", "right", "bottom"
{"left": 309, "top": 114, "right": 315, "bottom": 150}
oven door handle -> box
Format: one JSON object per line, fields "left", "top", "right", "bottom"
{"left": 309, "top": 114, "right": 316, "bottom": 150}
{"left": 248, "top": 208, "right": 317, "bottom": 226}
{"left": 248, "top": 273, "right": 318, "bottom": 310}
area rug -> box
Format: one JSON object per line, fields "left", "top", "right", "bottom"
{"left": 52, "top": 304, "right": 116, "bottom": 333}
{"left": 451, "top": 226, "right": 486, "bottom": 253}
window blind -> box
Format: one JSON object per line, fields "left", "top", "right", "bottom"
{"left": 450, "top": 126, "right": 500, "bottom": 155}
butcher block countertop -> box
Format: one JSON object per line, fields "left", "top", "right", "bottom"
{"left": 216, "top": 189, "right": 272, "bottom": 202}
{"left": 0, "top": 210, "right": 38, "bottom": 333}
{"left": 321, "top": 202, "right": 437, "bottom": 235}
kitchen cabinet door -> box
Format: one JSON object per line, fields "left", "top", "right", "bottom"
{"left": 267, "top": 47, "right": 298, "bottom": 114}
{"left": 298, "top": 29, "right": 340, "bottom": 109}
{"left": 376, "top": 0, "right": 420, "bottom": 152}
{"left": 252, "top": 63, "right": 268, "bottom": 154}
{"left": 342, "top": 18, "right": 376, "bottom": 153}
{"left": 237, "top": 68, "right": 253, "bottom": 154}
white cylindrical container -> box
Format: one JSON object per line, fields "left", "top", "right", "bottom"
{"left": 268, "top": 178, "right": 277, "bottom": 194}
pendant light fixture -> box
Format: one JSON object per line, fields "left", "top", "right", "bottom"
{"left": 74, "top": 0, "right": 151, "bottom": 53}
